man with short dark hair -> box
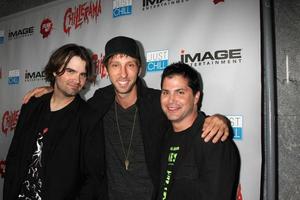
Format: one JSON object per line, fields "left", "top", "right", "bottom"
{"left": 4, "top": 44, "right": 105, "bottom": 200}
{"left": 158, "top": 62, "right": 240, "bottom": 200}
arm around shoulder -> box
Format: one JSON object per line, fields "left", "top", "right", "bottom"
{"left": 202, "top": 113, "right": 231, "bottom": 143}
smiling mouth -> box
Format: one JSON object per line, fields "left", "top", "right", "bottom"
{"left": 117, "top": 80, "right": 130, "bottom": 86}
{"left": 167, "top": 106, "right": 180, "bottom": 112}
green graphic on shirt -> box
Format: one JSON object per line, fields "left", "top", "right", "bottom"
{"left": 168, "top": 152, "right": 177, "bottom": 163}
{"left": 161, "top": 146, "right": 180, "bottom": 200}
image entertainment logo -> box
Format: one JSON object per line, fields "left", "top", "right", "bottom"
{"left": 142, "top": 0, "right": 189, "bottom": 11}
{"left": 180, "top": 48, "right": 242, "bottom": 67}
{"left": 8, "top": 26, "right": 34, "bottom": 40}
{"left": 25, "top": 70, "right": 46, "bottom": 82}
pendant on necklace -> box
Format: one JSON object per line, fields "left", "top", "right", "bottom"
{"left": 125, "top": 159, "right": 129, "bottom": 170}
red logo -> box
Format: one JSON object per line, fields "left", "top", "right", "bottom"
{"left": 236, "top": 183, "right": 243, "bottom": 200}
{"left": 1, "top": 110, "right": 20, "bottom": 136}
{"left": 40, "top": 18, "right": 54, "bottom": 38}
{"left": 91, "top": 53, "right": 107, "bottom": 81}
{"left": 63, "top": 0, "right": 102, "bottom": 35}
{"left": 213, "top": 0, "right": 224, "bottom": 4}
{"left": 0, "top": 160, "right": 5, "bottom": 178}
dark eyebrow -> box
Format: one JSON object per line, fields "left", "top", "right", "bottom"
{"left": 65, "top": 67, "right": 76, "bottom": 71}
{"left": 176, "top": 88, "right": 186, "bottom": 92}
{"left": 65, "top": 67, "right": 86, "bottom": 75}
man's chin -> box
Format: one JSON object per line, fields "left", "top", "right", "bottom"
{"left": 166, "top": 115, "right": 180, "bottom": 122}
{"left": 115, "top": 87, "right": 132, "bottom": 95}
{"left": 64, "top": 91, "right": 79, "bottom": 97}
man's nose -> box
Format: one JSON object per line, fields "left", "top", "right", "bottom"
{"left": 120, "top": 66, "right": 127, "bottom": 77}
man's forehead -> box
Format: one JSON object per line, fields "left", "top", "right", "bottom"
{"left": 163, "top": 76, "right": 189, "bottom": 87}
{"left": 164, "top": 74, "right": 188, "bottom": 82}
{"left": 109, "top": 53, "right": 136, "bottom": 60}
{"left": 59, "top": 57, "right": 87, "bottom": 73}
{"left": 162, "top": 85, "right": 190, "bottom": 90}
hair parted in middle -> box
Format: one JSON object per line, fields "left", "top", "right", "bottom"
{"left": 43, "top": 43, "right": 93, "bottom": 87}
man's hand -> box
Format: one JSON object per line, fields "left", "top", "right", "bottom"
{"left": 202, "top": 114, "right": 230, "bottom": 143}
{"left": 23, "top": 86, "right": 53, "bottom": 104}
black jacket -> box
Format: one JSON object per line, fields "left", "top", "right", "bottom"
{"left": 4, "top": 93, "right": 106, "bottom": 200}
{"left": 87, "top": 78, "right": 170, "bottom": 198}
{"left": 159, "top": 113, "right": 240, "bottom": 200}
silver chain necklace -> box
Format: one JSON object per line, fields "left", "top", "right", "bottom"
{"left": 114, "top": 101, "right": 138, "bottom": 171}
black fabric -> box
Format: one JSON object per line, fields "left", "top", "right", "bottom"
{"left": 103, "top": 36, "right": 141, "bottom": 63}
{"left": 87, "top": 78, "right": 170, "bottom": 199}
{"left": 104, "top": 102, "right": 153, "bottom": 200}
{"left": 158, "top": 113, "right": 240, "bottom": 200}
{"left": 158, "top": 131, "right": 185, "bottom": 200}
{"left": 4, "top": 93, "right": 106, "bottom": 200}
{"left": 17, "top": 105, "right": 51, "bottom": 200}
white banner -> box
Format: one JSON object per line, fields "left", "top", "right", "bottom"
{"left": 0, "top": 0, "right": 261, "bottom": 199}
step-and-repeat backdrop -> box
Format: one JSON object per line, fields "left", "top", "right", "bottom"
{"left": 0, "top": 0, "right": 261, "bottom": 199}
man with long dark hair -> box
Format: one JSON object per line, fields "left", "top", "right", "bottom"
{"left": 4, "top": 44, "right": 105, "bottom": 200}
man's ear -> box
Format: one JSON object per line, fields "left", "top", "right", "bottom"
{"left": 194, "top": 91, "right": 201, "bottom": 105}
{"left": 53, "top": 72, "right": 57, "bottom": 77}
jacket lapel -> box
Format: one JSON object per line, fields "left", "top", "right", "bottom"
{"left": 19, "top": 95, "right": 51, "bottom": 180}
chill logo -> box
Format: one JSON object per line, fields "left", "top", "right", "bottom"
{"left": 180, "top": 49, "right": 242, "bottom": 67}
{"left": 8, "top": 69, "right": 20, "bottom": 85}
{"left": 25, "top": 70, "right": 46, "bottom": 82}
{"left": 142, "top": 0, "right": 189, "bottom": 11}
{"left": 8, "top": 26, "right": 34, "bottom": 40}
{"left": 146, "top": 50, "right": 168, "bottom": 72}
{"left": 63, "top": 0, "right": 102, "bottom": 36}
{"left": 0, "top": 30, "right": 4, "bottom": 44}
{"left": 113, "top": 0, "right": 132, "bottom": 18}
{"left": 227, "top": 115, "right": 243, "bottom": 140}
{"left": 1, "top": 110, "right": 20, "bottom": 136}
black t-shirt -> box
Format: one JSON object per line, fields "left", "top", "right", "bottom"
{"left": 158, "top": 124, "right": 192, "bottom": 200}
{"left": 103, "top": 102, "right": 153, "bottom": 200}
